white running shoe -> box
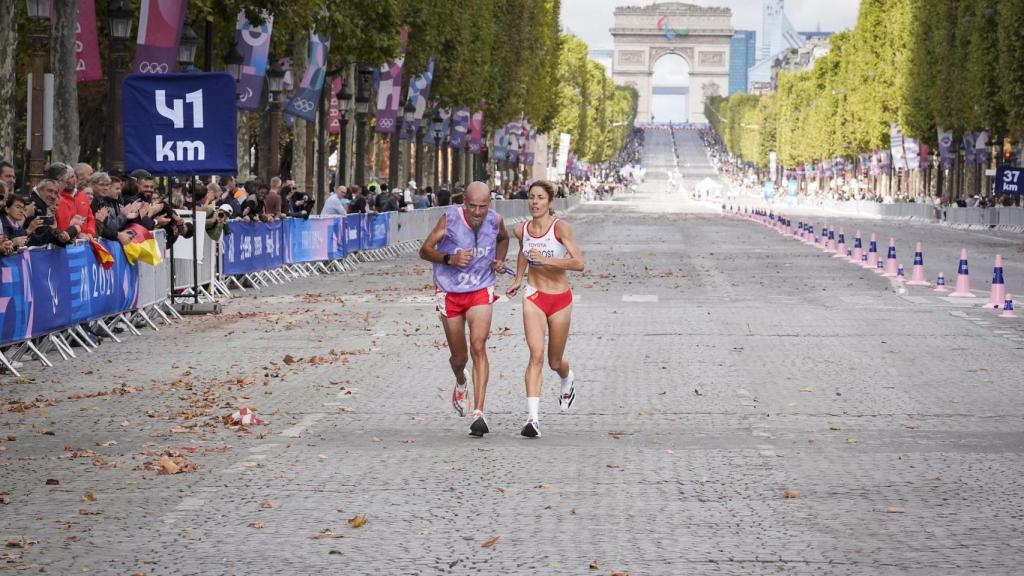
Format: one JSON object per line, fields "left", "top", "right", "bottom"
{"left": 558, "top": 371, "right": 575, "bottom": 412}
{"left": 520, "top": 419, "right": 541, "bottom": 438}
{"left": 452, "top": 368, "right": 469, "bottom": 417}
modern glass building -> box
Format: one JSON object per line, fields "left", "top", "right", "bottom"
{"left": 729, "top": 30, "right": 756, "bottom": 95}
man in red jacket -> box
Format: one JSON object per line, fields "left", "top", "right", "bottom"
{"left": 50, "top": 162, "right": 95, "bottom": 240}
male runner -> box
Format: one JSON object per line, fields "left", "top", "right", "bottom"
{"left": 419, "top": 182, "right": 509, "bottom": 436}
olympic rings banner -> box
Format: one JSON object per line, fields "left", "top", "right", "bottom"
{"left": 285, "top": 32, "right": 330, "bottom": 122}
{"left": 221, "top": 214, "right": 390, "bottom": 276}
{"left": 0, "top": 241, "right": 139, "bottom": 347}
{"left": 133, "top": 0, "right": 189, "bottom": 75}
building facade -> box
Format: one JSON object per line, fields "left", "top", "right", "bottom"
{"left": 729, "top": 30, "right": 756, "bottom": 95}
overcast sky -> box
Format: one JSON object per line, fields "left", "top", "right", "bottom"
{"left": 561, "top": 0, "right": 862, "bottom": 51}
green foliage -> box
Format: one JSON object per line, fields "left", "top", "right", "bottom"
{"left": 551, "top": 34, "right": 636, "bottom": 164}
{"left": 711, "top": 0, "right": 1024, "bottom": 167}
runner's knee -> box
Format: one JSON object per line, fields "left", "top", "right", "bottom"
{"left": 449, "top": 353, "right": 468, "bottom": 369}
{"left": 469, "top": 338, "right": 488, "bottom": 358}
{"left": 548, "top": 356, "right": 564, "bottom": 372}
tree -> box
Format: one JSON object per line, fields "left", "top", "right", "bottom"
{"left": 0, "top": 0, "right": 17, "bottom": 164}
{"left": 50, "top": 0, "right": 79, "bottom": 165}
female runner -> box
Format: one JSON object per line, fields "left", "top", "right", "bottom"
{"left": 507, "top": 180, "right": 585, "bottom": 438}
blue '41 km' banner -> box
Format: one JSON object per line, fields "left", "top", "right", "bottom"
{"left": 123, "top": 73, "right": 238, "bottom": 175}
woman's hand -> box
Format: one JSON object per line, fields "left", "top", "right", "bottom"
{"left": 506, "top": 278, "right": 522, "bottom": 297}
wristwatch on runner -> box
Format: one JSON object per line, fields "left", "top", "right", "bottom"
{"left": 443, "top": 253, "right": 451, "bottom": 265}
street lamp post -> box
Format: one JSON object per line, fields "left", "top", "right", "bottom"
{"left": 177, "top": 23, "right": 198, "bottom": 73}
{"left": 266, "top": 56, "right": 285, "bottom": 184}
{"left": 414, "top": 124, "right": 425, "bottom": 192}
{"left": 105, "top": 0, "right": 132, "bottom": 171}
{"left": 26, "top": 0, "right": 51, "bottom": 182}
{"left": 337, "top": 83, "right": 352, "bottom": 186}
{"left": 431, "top": 110, "right": 443, "bottom": 189}
{"left": 354, "top": 66, "right": 372, "bottom": 186}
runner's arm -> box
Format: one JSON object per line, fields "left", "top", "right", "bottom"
{"left": 492, "top": 215, "right": 510, "bottom": 272}
{"left": 535, "top": 220, "right": 584, "bottom": 272}
{"left": 418, "top": 214, "right": 448, "bottom": 264}
{"left": 507, "top": 225, "right": 527, "bottom": 296}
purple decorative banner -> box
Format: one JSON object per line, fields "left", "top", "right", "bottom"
{"left": 450, "top": 108, "right": 470, "bottom": 149}
{"left": 234, "top": 11, "right": 274, "bottom": 111}
{"left": 438, "top": 107, "right": 452, "bottom": 141}
{"left": 399, "top": 59, "right": 435, "bottom": 140}
{"left": 133, "top": 0, "right": 188, "bottom": 75}
{"left": 468, "top": 109, "right": 484, "bottom": 155}
{"left": 375, "top": 29, "right": 409, "bottom": 134}
{"left": 491, "top": 127, "right": 507, "bottom": 161}
{"left": 285, "top": 32, "right": 330, "bottom": 122}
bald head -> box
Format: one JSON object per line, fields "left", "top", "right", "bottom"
{"left": 463, "top": 181, "right": 492, "bottom": 229}
{"left": 465, "top": 181, "right": 490, "bottom": 204}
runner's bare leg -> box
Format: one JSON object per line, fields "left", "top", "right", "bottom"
{"left": 523, "top": 299, "right": 548, "bottom": 398}
{"left": 465, "top": 304, "right": 493, "bottom": 411}
{"left": 441, "top": 315, "right": 472, "bottom": 410}
{"left": 546, "top": 304, "right": 572, "bottom": 380}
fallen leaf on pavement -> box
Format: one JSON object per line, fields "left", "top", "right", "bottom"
{"left": 589, "top": 560, "right": 599, "bottom": 569}
{"left": 348, "top": 515, "right": 367, "bottom": 528}
{"left": 78, "top": 508, "right": 101, "bottom": 516}
{"left": 535, "top": 483, "right": 553, "bottom": 489}
{"left": 259, "top": 500, "right": 279, "bottom": 509}
{"left": 481, "top": 535, "right": 499, "bottom": 548}
{"left": 248, "top": 522, "right": 265, "bottom": 529}
{"left": 157, "top": 456, "right": 180, "bottom": 475}
{"left": 5, "top": 537, "right": 38, "bottom": 549}
{"left": 45, "top": 479, "right": 59, "bottom": 485}
{"left": 607, "top": 464, "right": 620, "bottom": 469}
{"left": 884, "top": 506, "right": 906, "bottom": 513}
{"left": 570, "top": 507, "right": 576, "bottom": 515}
{"left": 283, "top": 355, "right": 296, "bottom": 365}
{"left": 611, "top": 572, "right": 630, "bottom": 576}
{"left": 495, "top": 487, "right": 506, "bottom": 494}
{"left": 783, "top": 490, "right": 800, "bottom": 499}
{"left": 637, "top": 411, "right": 649, "bottom": 417}
{"left": 319, "top": 454, "right": 329, "bottom": 460}
{"left": 847, "top": 437, "right": 859, "bottom": 444}
{"left": 312, "top": 529, "right": 344, "bottom": 540}
{"left": 82, "top": 491, "right": 96, "bottom": 502}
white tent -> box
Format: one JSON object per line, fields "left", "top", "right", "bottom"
{"left": 697, "top": 177, "right": 723, "bottom": 192}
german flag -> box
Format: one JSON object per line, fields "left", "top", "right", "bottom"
{"left": 121, "top": 223, "right": 162, "bottom": 266}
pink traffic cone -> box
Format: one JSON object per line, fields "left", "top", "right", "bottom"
{"left": 849, "top": 231, "right": 863, "bottom": 264}
{"left": 933, "top": 272, "right": 948, "bottom": 292}
{"left": 988, "top": 254, "right": 1006, "bottom": 308}
{"left": 950, "top": 248, "right": 975, "bottom": 297}
{"left": 907, "top": 242, "right": 930, "bottom": 286}
{"left": 833, "top": 229, "right": 847, "bottom": 258}
{"left": 1000, "top": 294, "right": 1017, "bottom": 318}
{"left": 863, "top": 234, "right": 879, "bottom": 269}
{"left": 882, "top": 238, "right": 899, "bottom": 277}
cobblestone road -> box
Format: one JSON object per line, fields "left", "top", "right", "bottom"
{"left": 2, "top": 131, "right": 1023, "bottom": 575}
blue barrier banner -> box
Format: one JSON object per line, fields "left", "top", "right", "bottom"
{"left": 357, "top": 214, "right": 371, "bottom": 251}
{"left": 222, "top": 220, "right": 284, "bottom": 275}
{"left": 0, "top": 241, "right": 140, "bottom": 346}
{"left": 369, "top": 213, "right": 391, "bottom": 249}
{"left": 327, "top": 217, "right": 346, "bottom": 260}
{"left": 66, "top": 240, "right": 139, "bottom": 322}
{"left": 343, "top": 214, "right": 363, "bottom": 255}
{"left": 123, "top": 72, "right": 238, "bottom": 176}
{"left": 285, "top": 218, "right": 330, "bottom": 264}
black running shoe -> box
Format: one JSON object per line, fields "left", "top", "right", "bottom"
{"left": 469, "top": 411, "right": 489, "bottom": 437}
{"left": 520, "top": 419, "right": 541, "bottom": 438}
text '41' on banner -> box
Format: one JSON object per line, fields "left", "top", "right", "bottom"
{"left": 122, "top": 73, "right": 237, "bottom": 176}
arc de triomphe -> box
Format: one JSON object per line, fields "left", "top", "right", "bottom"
{"left": 611, "top": 3, "right": 733, "bottom": 124}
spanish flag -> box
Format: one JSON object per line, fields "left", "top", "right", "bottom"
{"left": 89, "top": 240, "right": 115, "bottom": 270}
{"left": 121, "top": 224, "right": 162, "bottom": 266}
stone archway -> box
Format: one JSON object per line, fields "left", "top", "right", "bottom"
{"left": 611, "top": 2, "right": 732, "bottom": 123}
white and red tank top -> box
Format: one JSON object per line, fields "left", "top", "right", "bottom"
{"left": 522, "top": 218, "right": 568, "bottom": 266}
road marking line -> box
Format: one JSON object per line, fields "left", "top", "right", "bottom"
{"left": 622, "top": 294, "right": 659, "bottom": 302}
{"left": 280, "top": 413, "right": 325, "bottom": 438}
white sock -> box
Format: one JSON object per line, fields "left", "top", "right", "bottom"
{"left": 560, "top": 370, "right": 574, "bottom": 395}
{"left": 527, "top": 397, "right": 540, "bottom": 422}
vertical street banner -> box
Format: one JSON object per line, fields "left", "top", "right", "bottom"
{"left": 937, "top": 128, "right": 953, "bottom": 170}
{"left": 399, "top": 59, "right": 435, "bottom": 140}
{"left": 123, "top": 73, "right": 238, "bottom": 175}
{"left": 234, "top": 11, "right": 273, "bottom": 111}
{"left": 974, "top": 131, "right": 990, "bottom": 166}
{"left": 556, "top": 133, "right": 571, "bottom": 174}
{"left": 450, "top": 108, "right": 471, "bottom": 149}
{"left": 76, "top": 0, "right": 103, "bottom": 82}
{"left": 285, "top": 32, "right": 330, "bottom": 122}
{"left": 889, "top": 123, "right": 907, "bottom": 171}
{"left": 491, "top": 127, "right": 507, "bottom": 162}
{"left": 438, "top": 107, "right": 452, "bottom": 141}
{"left": 523, "top": 128, "right": 537, "bottom": 166}
{"left": 468, "top": 108, "right": 484, "bottom": 154}
{"left": 375, "top": 28, "right": 409, "bottom": 134}
{"left": 132, "top": 0, "right": 189, "bottom": 75}
{"left": 328, "top": 77, "right": 342, "bottom": 134}
{"left": 904, "top": 137, "right": 920, "bottom": 170}
{"left": 962, "top": 131, "right": 976, "bottom": 164}
{"left": 769, "top": 151, "right": 777, "bottom": 181}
